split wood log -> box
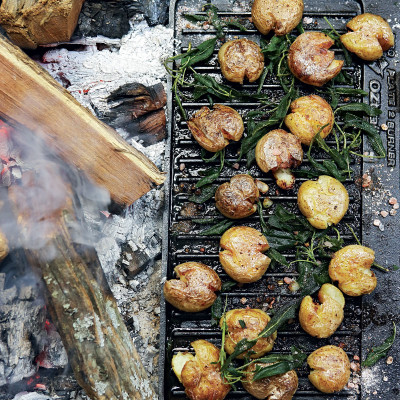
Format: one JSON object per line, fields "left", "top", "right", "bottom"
{"left": 0, "top": 0, "right": 84, "bottom": 49}
{"left": 0, "top": 33, "right": 165, "bottom": 206}
{"left": 7, "top": 173, "right": 156, "bottom": 400}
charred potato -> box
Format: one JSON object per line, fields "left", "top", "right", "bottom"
{"left": 0, "top": 229, "right": 8, "bottom": 262}
{"left": 220, "top": 309, "right": 277, "bottom": 359}
{"left": 288, "top": 32, "right": 344, "bottom": 87}
{"left": 218, "top": 38, "right": 264, "bottom": 84}
{"left": 329, "top": 245, "right": 377, "bottom": 296}
{"left": 172, "top": 339, "right": 231, "bottom": 400}
{"left": 297, "top": 175, "right": 349, "bottom": 229}
{"left": 215, "top": 174, "right": 259, "bottom": 219}
{"left": 219, "top": 226, "right": 270, "bottom": 283}
{"left": 251, "top": 0, "right": 304, "bottom": 36}
{"left": 242, "top": 363, "right": 298, "bottom": 400}
{"left": 308, "top": 345, "right": 351, "bottom": 394}
{"left": 284, "top": 95, "right": 334, "bottom": 145}
{"left": 187, "top": 104, "right": 244, "bottom": 152}
{"left": 255, "top": 129, "right": 303, "bottom": 190}
{"left": 299, "top": 283, "right": 345, "bottom": 338}
{"left": 340, "top": 13, "right": 394, "bottom": 61}
{"left": 163, "top": 262, "right": 221, "bottom": 312}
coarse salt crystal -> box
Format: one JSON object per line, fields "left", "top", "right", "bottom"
{"left": 389, "top": 197, "right": 398, "bottom": 205}
{"left": 386, "top": 356, "right": 393, "bottom": 365}
{"left": 393, "top": 203, "right": 399, "bottom": 210}
{"left": 373, "top": 219, "right": 381, "bottom": 226}
{"left": 380, "top": 210, "right": 389, "bottom": 218}
{"left": 381, "top": 123, "right": 388, "bottom": 131}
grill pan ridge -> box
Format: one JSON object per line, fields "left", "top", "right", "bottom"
{"left": 160, "top": 1, "right": 400, "bottom": 399}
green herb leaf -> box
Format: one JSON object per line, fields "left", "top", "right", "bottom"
{"left": 211, "top": 296, "right": 223, "bottom": 326}
{"left": 334, "top": 88, "right": 368, "bottom": 96}
{"left": 182, "top": 13, "right": 208, "bottom": 23}
{"left": 199, "top": 219, "right": 234, "bottom": 236}
{"left": 221, "top": 280, "right": 237, "bottom": 292}
{"left": 267, "top": 248, "right": 289, "bottom": 266}
{"left": 362, "top": 322, "right": 396, "bottom": 367}
{"left": 336, "top": 103, "right": 382, "bottom": 117}
{"left": 239, "top": 320, "right": 247, "bottom": 329}
{"left": 344, "top": 114, "right": 386, "bottom": 157}
{"left": 188, "top": 184, "right": 217, "bottom": 203}
{"left": 252, "top": 347, "right": 307, "bottom": 381}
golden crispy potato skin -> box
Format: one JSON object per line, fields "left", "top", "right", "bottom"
{"left": 187, "top": 104, "right": 244, "bottom": 152}
{"left": 220, "top": 309, "right": 277, "bottom": 359}
{"left": 340, "top": 13, "right": 394, "bottom": 61}
{"left": 242, "top": 363, "right": 298, "bottom": 400}
{"left": 299, "top": 284, "right": 345, "bottom": 338}
{"left": 174, "top": 340, "right": 231, "bottom": 400}
{"left": 251, "top": 0, "right": 304, "bottom": 36}
{"left": 329, "top": 245, "right": 377, "bottom": 296}
{"left": 218, "top": 39, "right": 264, "bottom": 84}
{"left": 255, "top": 129, "right": 303, "bottom": 173}
{"left": 288, "top": 32, "right": 344, "bottom": 87}
{"left": 215, "top": 174, "right": 259, "bottom": 219}
{"left": 297, "top": 175, "right": 349, "bottom": 229}
{"left": 0, "top": 229, "right": 8, "bottom": 262}
{"left": 284, "top": 95, "right": 334, "bottom": 145}
{"left": 163, "top": 262, "right": 221, "bottom": 312}
{"left": 219, "top": 226, "right": 270, "bottom": 283}
{"left": 308, "top": 345, "right": 350, "bottom": 394}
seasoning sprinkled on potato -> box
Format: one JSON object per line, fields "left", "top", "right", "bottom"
{"left": 220, "top": 309, "right": 277, "bottom": 359}
{"left": 329, "top": 245, "right": 377, "bottom": 296}
{"left": 251, "top": 0, "right": 304, "bottom": 36}
{"left": 164, "top": 262, "right": 221, "bottom": 312}
{"left": 308, "top": 345, "right": 351, "bottom": 393}
{"left": 284, "top": 95, "right": 334, "bottom": 146}
{"left": 219, "top": 226, "right": 270, "bottom": 283}
{"left": 297, "top": 175, "right": 349, "bottom": 229}
{"left": 288, "top": 32, "right": 343, "bottom": 87}
{"left": 218, "top": 38, "right": 264, "bottom": 84}
{"left": 340, "top": 13, "right": 394, "bottom": 61}
{"left": 187, "top": 104, "right": 244, "bottom": 152}
{"left": 215, "top": 174, "right": 259, "bottom": 219}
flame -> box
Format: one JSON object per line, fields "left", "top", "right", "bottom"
{"left": 34, "top": 383, "right": 46, "bottom": 390}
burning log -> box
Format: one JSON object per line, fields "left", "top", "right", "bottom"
{"left": 0, "top": 33, "right": 165, "bottom": 206}
{"left": 7, "top": 172, "right": 156, "bottom": 400}
{"left": 0, "top": 0, "right": 84, "bottom": 49}
{"left": 0, "top": 228, "right": 8, "bottom": 262}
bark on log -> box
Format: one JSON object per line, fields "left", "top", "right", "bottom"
{"left": 0, "top": 0, "right": 85, "bottom": 49}
{"left": 0, "top": 33, "right": 165, "bottom": 206}
{"left": 7, "top": 174, "right": 156, "bottom": 400}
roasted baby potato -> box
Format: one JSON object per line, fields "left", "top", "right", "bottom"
{"left": 288, "top": 32, "right": 344, "bottom": 87}
{"left": 299, "top": 283, "right": 345, "bottom": 338}
{"left": 218, "top": 38, "right": 264, "bottom": 84}
{"left": 340, "top": 13, "right": 394, "bottom": 61}
{"left": 329, "top": 245, "right": 377, "bottom": 296}
{"left": 255, "top": 129, "right": 303, "bottom": 190}
{"left": 297, "top": 175, "right": 349, "bottom": 229}
{"left": 172, "top": 339, "right": 231, "bottom": 400}
{"left": 251, "top": 0, "right": 304, "bottom": 36}
{"left": 163, "top": 262, "right": 221, "bottom": 312}
{"left": 219, "top": 226, "right": 270, "bottom": 283}
{"left": 242, "top": 363, "right": 298, "bottom": 400}
{"left": 284, "top": 95, "right": 334, "bottom": 145}
{"left": 0, "top": 229, "right": 8, "bottom": 262}
{"left": 215, "top": 174, "right": 259, "bottom": 219}
{"left": 308, "top": 345, "right": 351, "bottom": 394}
{"left": 220, "top": 309, "right": 277, "bottom": 359}
{"left": 187, "top": 104, "right": 244, "bottom": 152}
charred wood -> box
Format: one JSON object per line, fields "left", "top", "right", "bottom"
{"left": 7, "top": 173, "right": 156, "bottom": 400}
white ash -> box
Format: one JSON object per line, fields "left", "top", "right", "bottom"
{"left": 39, "top": 20, "right": 174, "bottom": 116}
{"left": 13, "top": 393, "right": 53, "bottom": 400}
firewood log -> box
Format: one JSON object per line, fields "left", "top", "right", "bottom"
{"left": 7, "top": 172, "right": 156, "bottom": 400}
{"left": 0, "top": 33, "right": 165, "bottom": 206}
{"left": 0, "top": 0, "right": 85, "bottom": 49}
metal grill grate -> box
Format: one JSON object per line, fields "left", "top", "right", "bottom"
{"left": 161, "top": 1, "right": 369, "bottom": 399}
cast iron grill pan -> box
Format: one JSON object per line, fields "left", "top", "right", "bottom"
{"left": 160, "top": 0, "right": 400, "bottom": 399}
